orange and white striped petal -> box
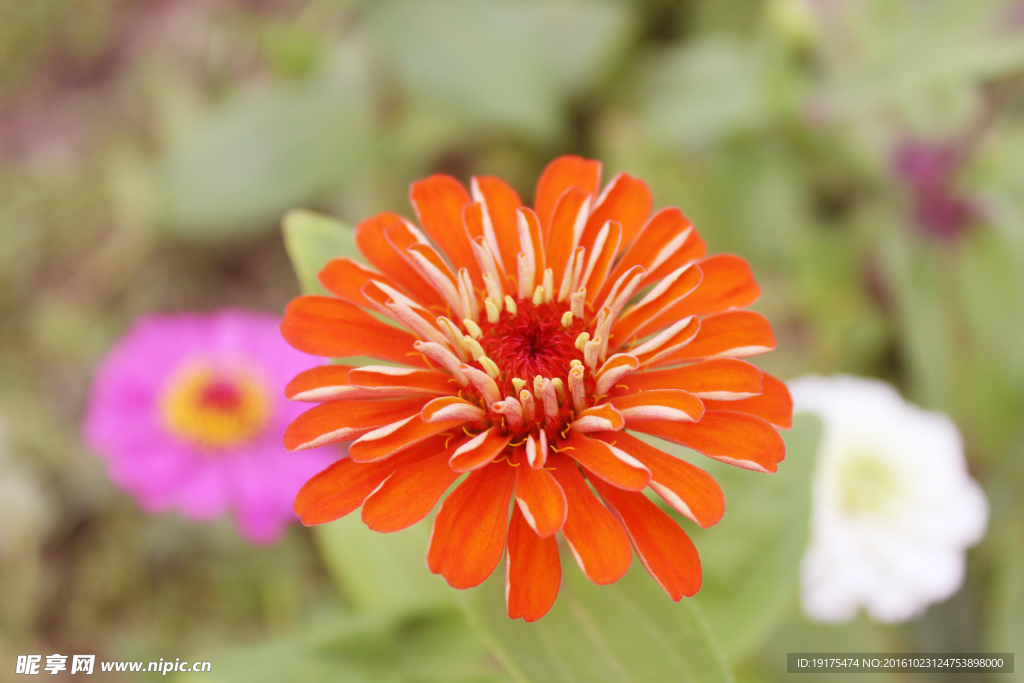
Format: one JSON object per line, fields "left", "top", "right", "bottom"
{"left": 548, "top": 453, "right": 631, "bottom": 585}
{"left": 471, "top": 175, "right": 522, "bottom": 277}
{"left": 546, "top": 188, "right": 591, "bottom": 294}
{"left": 348, "top": 414, "right": 465, "bottom": 463}
{"left": 293, "top": 433, "right": 447, "bottom": 525}
{"left": 514, "top": 453, "right": 568, "bottom": 537}
{"left": 409, "top": 174, "right": 481, "bottom": 283}
{"left": 591, "top": 477, "right": 701, "bottom": 601}
{"left": 614, "top": 264, "right": 704, "bottom": 343}
{"left": 421, "top": 396, "right": 487, "bottom": 423}
{"left": 631, "top": 410, "right": 786, "bottom": 473}
{"left": 616, "top": 358, "right": 763, "bottom": 400}
{"left": 593, "top": 353, "right": 640, "bottom": 397}
{"left": 505, "top": 505, "right": 561, "bottom": 622}
{"left": 281, "top": 296, "right": 427, "bottom": 367}
{"left": 560, "top": 431, "right": 650, "bottom": 490}
{"left": 703, "top": 373, "right": 793, "bottom": 428}
{"left": 629, "top": 316, "right": 701, "bottom": 367}
{"left": 570, "top": 404, "right": 625, "bottom": 433}
{"left": 580, "top": 220, "right": 622, "bottom": 302}
{"left": 595, "top": 432, "right": 724, "bottom": 528}
{"left": 599, "top": 207, "right": 700, "bottom": 302}
{"left": 654, "top": 310, "right": 776, "bottom": 366}
{"left": 448, "top": 427, "right": 513, "bottom": 472}
{"left": 285, "top": 365, "right": 377, "bottom": 402}
{"left": 534, "top": 155, "right": 602, "bottom": 237}
{"left": 353, "top": 213, "right": 446, "bottom": 310}
{"left": 346, "top": 366, "right": 458, "bottom": 397}
{"left": 361, "top": 445, "right": 463, "bottom": 532}
{"left": 283, "top": 397, "right": 430, "bottom": 451}
{"left": 428, "top": 464, "right": 516, "bottom": 589}
{"left": 606, "top": 389, "right": 704, "bottom": 423}
{"left": 666, "top": 254, "right": 760, "bottom": 318}
{"left": 581, "top": 172, "right": 652, "bottom": 252}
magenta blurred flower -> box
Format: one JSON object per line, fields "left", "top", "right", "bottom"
{"left": 892, "top": 138, "right": 976, "bottom": 242}
{"left": 84, "top": 310, "right": 335, "bottom": 544}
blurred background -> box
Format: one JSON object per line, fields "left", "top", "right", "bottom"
{"left": 1, "top": 0, "right": 1023, "bottom": 680}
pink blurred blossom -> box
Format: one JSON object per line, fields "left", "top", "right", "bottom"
{"left": 83, "top": 309, "right": 335, "bottom": 544}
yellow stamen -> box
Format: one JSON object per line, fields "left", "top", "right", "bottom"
{"left": 561, "top": 311, "right": 573, "bottom": 329}
{"left": 484, "top": 298, "right": 500, "bottom": 324}
{"left": 504, "top": 295, "right": 518, "bottom": 316}
{"left": 575, "top": 332, "right": 590, "bottom": 352}
{"left": 478, "top": 355, "right": 501, "bottom": 379}
{"left": 463, "top": 318, "right": 483, "bottom": 339}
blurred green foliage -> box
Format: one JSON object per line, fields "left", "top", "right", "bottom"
{"left": 2, "top": 0, "right": 1024, "bottom": 680}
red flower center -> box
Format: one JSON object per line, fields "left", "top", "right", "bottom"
{"left": 478, "top": 301, "right": 585, "bottom": 394}
{"left": 198, "top": 380, "right": 245, "bottom": 411}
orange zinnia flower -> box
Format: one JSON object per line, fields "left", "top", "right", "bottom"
{"left": 281, "top": 156, "right": 792, "bottom": 622}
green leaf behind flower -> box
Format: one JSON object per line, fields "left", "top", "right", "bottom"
{"left": 462, "top": 560, "right": 733, "bottom": 683}
{"left": 281, "top": 208, "right": 359, "bottom": 296}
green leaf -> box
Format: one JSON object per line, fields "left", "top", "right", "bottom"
{"left": 157, "top": 42, "right": 374, "bottom": 238}
{"left": 462, "top": 560, "right": 733, "bottom": 683}
{"left": 281, "top": 208, "right": 359, "bottom": 296}
{"left": 314, "top": 516, "right": 454, "bottom": 616}
{"left": 366, "top": 0, "right": 632, "bottom": 140}
{"left": 687, "top": 414, "right": 821, "bottom": 661}
{"left": 175, "top": 607, "right": 510, "bottom": 683}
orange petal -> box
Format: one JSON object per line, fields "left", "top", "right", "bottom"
{"left": 703, "top": 373, "right": 792, "bottom": 428}
{"left": 581, "top": 220, "right": 622, "bottom": 303}
{"left": 505, "top": 505, "right": 561, "bottom": 622}
{"left": 280, "top": 295, "right": 426, "bottom": 367}
{"left": 607, "top": 389, "right": 704, "bottom": 423}
{"left": 545, "top": 187, "right": 591, "bottom": 292}
{"left": 594, "top": 431, "right": 724, "bottom": 528}
{"left": 514, "top": 451, "right": 568, "bottom": 537}
{"left": 668, "top": 254, "right": 761, "bottom": 318}
{"left": 427, "top": 463, "right": 516, "bottom": 589}
{"left": 348, "top": 414, "right": 466, "bottom": 463}
{"left": 517, "top": 207, "right": 546, "bottom": 291}
{"left": 409, "top": 174, "right": 480, "bottom": 280}
{"left": 590, "top": 477, "right": 702, "bottom": 601}
{"left": 534, "top": 155, "right": 602, "bottom": 238}
{"left": 654, "top": 311, "right": 776, "bottom": 366}
{"left": 616, "top": 359, "right": 763, "bottom": 400}
{"left": 630, "top": 316, "right": 701, "bottom": 367}
{"left": 449, "top": 427, "right": 513, "bottom": 472}
{"left": 598, "top": 208, "right": 699, "bottom": 303}
{"left": 580, "top": 173, "right": 652, "bottom": 253}
{"left": 630, "top": 410, "right": 786, "bottom": 473}
{"left": 293, "top": 435, "right": 445, "bottom": 525}
{"left": 354, "top": 213, "right": 446, "bottom": 310}
{"left": 421, "top": 396, "right": 487, "bottom": 423}
{"left": 472, "top": 175, "right": 523, "bottom": 277}
{"left": 318, "top": 258, "right": 391, "bottom": 307}
{"left": 547, "top": 453, "right": 631, "bottom": 585}
{"left": 361, "top": 443, "right": 463, "bottom": 532}
{"left": 560, "top": 431, "right": 650, "bottom": 490}
{"left": 285, "top": 365, "right": 378, "bottom": 402}
{"left": 611, "top": 264, "right": 704, "bottom": 345}
{"left": 570, "top": 403, "right": 625, "bottom": 433}
{"left": 465, "top": 205, "right": 513, "bottom": 295}
{"left": 347, "top": 366, "right": 457, "bottom": 396}
{"left": 283, "top": 397, "right": 429, "bottom": 451}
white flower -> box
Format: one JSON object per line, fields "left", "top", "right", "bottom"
{"left": 789, "top": 375, "right": 988, "bottom": 624}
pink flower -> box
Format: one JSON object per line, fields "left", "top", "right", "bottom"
{"left": 84, "top": 309, "right": 334, "bottom": 544}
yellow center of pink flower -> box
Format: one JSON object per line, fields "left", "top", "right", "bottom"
{"left": 161, "top": 365, "right": 270, "bottom": 449}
